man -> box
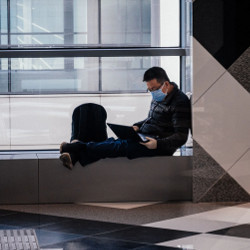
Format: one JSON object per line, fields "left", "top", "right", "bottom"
{"left": 60, "top": 66, "right": 191, "bottom": 169}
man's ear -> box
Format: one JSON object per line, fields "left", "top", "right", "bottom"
{"left": 161, "top": 81, "right": 169, "bottom": 94}
{"left": 165, "top": 81, "right": 170, "bottom": 87}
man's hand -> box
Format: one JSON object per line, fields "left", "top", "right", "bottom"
{"left": 140, "top": 137, "right": 157, "bottom": 149}
{"left": 133, "top": 126, "right": 139, "bottom": 132}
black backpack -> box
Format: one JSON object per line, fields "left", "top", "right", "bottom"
{"left": 71, "top": 103, "right": 108, "bottom": 143}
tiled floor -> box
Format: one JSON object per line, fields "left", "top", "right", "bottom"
{"left": 0, "top": 202, "right": 250, "bottom": 249}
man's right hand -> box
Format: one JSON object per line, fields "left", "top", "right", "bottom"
{"left": 133, "top": 126, "right": 139, "bottom": 132}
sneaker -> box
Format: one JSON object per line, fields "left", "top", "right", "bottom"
{"left": 59, "top": 152, "right": 74, "bottom": 170}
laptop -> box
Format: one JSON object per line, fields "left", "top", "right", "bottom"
{"left": 107, "top": 123, "right": 149, "bottom": 142}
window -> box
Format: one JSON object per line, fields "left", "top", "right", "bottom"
{"left": 0, "top": 0, "right": 192, "bottom": 150}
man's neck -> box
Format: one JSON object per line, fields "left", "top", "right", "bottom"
{"left": 167, "top": 83, "right": 175, "bottom": 94}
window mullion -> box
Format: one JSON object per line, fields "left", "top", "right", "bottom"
{"left": 64, "top": 0, "right": 74, "bottom": 71}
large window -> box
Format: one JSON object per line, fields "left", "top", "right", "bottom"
{"left": 1, "top": 0, "right": 179, "bottom": 47}
{"left": 0, "top": 0, "right": 186, "bottom": 94}
{"left": 0, "top": 0, "right": 192, "bottom": 150}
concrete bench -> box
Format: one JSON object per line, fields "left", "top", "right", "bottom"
{"left": 0, "top": 150, "right": 192, "bottom": 204}
{"left": 0, "top": 154, "right": 39, "bottom": 204}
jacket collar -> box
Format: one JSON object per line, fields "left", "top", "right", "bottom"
{"left": 163, "top": 82, "right": 179, "bottom": 105}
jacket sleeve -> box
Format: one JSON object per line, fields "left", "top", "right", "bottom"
{"left": 157, "top": 99, "right": 191, "bottom": 152}
{"left": 133, "top": 119, "right": 147, "bottom": 128}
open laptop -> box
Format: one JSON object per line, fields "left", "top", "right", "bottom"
{"left": 107, "top": 123, "right": 149, "bottom": 142}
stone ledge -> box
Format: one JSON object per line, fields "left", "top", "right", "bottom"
{"left": 0, "top": 150, "right": 193, "bottom": 204}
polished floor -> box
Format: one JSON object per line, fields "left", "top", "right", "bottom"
{"left": 0, "top": 202, "right": 250, "bottom": 249}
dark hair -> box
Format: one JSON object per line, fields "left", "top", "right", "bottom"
{"left": 143, "top": 66, "right": 170, "bottom": 83}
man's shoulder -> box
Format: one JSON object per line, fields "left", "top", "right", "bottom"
{"left": 174, "top": 89, "right": 190, "bottom": 104}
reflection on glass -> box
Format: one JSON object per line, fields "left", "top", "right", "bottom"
{"left": 9, "top": 57, "right": 179, "bottom": 93}
{"left": 11, "top": 57, "right": 99, "bottom": 93}
{"left": 0, "top": 59, "right": 8, "bottom": 93}
{"left": 0, "top": 0, "right": 7, "bottom": 33}
{"left": 0, "top": 0, "right": 7, "bottom": 45}
{"left": 0, "top": 0, "right": 179, "bottom": 47}
{"left": 102, "top": 57, "right": 179, "bottom": 91}
{"left": 101, "top": 0, "right": 151, "bottom": 45}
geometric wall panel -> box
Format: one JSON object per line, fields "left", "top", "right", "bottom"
{"left": 193, "top": 141, "right": 250, "bottom": 202}
{"left": 228, "top": 47, "right": 250, "bottom": 93}
{"left": 193, "top": 38, "right": 225, "bottom": 104}
{"left": 194, "top": 0, "right": 250, "bottom": 69}
{"left": 193, "top": 140, "right": 225, "bottom": 202}
{"left": 193, "top": 71, "right": 250, "bottom": 171}
{"left": 193, "top": 0, "right": 250, "bottom": 202}
{"left": 229, "top": 149, "right": 250, "bottom": 193}
{"left": 199, "top": 173, "right": 250, "bottom": 202}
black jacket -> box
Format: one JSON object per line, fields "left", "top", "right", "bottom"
{"left": 133, "top": 82, "right": 191, "bottom": 154}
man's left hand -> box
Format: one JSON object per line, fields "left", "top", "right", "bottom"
{"left": 140, "top": 137, "right": 157, "bottom": 149}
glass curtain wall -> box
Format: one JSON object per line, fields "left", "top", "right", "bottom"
{"left": 0, "top": 0, "right": 181, "bottom": 94}
{"left": 0, "top": 0, "right": 191, "bottom": 150}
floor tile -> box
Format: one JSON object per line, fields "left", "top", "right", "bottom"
{"left": 38, "top": 218, "right": 132, "bottom": 236}
{"left": 40, "top": 249, "right": 63, "bottom": 250}
{"left": 0, "top": 224, "right": 20, "bottom": 230}
{"left": 0, "top": 202, "right": 239, "bottom": 225}
{"left": 80, "top": 202, "right": 160, "bottom": 210}
{"left": 158, "top": 234, "right": 250, "bottom": 250}
{"left": 0, "top": 209, "right": 16, "bottom": 217}
{"left": 240, "top": 247, "right": 250, "bottom": 250}
{"left": 186, "top": 206, "right": 250, "bottom": 224}
{"left": 96, "top": 226, "right": 197, "bottom": 244}
{"left": 0, "top": 212, "right": 69, "bottom": 228}
{"left": 237, "top": 202, "right": 250, "bottom": 209}
{"left": 134, "top": 245, "right": 181, "bottom": 249}
{"left": 209, "top": 224, "right": 250, "bottom": 239}
{"left": 44, "top": 236, "right": 143, "bottom": 250}
{"left": 145, "top": 217, "right": 237, "bottom": 233}
{"left": 35, "top": 229, "right": 84, "bottom": 247}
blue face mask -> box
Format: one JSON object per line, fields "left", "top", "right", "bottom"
{"left": 151, "top": 88, "right": 167, "bottom": 102}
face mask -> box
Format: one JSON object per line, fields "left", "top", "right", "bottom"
{"left": 151, "top": 87, "right": 167, "bottom": 102}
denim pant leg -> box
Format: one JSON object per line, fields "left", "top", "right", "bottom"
{"left": 126, "top": 140, "right": 160, "bottom": 159}
{"left": 78, "top": 138, "right": 128, "bottom": 166}
{"left": 78, "top": 137, "right": 173, "bottom": 166}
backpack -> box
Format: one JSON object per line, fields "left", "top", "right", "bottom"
{"left": 71, "top": 103, "right": 108, "bottom": 143}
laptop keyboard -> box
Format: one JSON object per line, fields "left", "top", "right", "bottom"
{"left": 0, "top": 229, "right": 39, "bottom": 250}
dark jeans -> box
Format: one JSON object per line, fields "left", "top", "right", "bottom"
{"left": 78, "top": 137, "right": 174, "bottom": 166}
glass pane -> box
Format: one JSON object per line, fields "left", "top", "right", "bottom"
{"left": 101, "top": 0, "right": 180, "bottom": 46}
{"left": 8, "top": 56, "right": 180, "bottom": 94}
{"left": 3, "top": 0, "right": 179, "bottom": 47}
{"left": 101, "top": 0, "right": 150, "bottom": 45}
{"left": 159, "top": 0, "right": 180, "bottom": 47}
{"left": 10, "top": 0, "right": 64, "bottom": 46}
{"left": 10, "top": 58, "right": 99, "bottom": 93}
{"left": 11, "top": 34, "right": 64, "bottom": 46}
{"left": 102, "top": 57, "right": 180, "bottom": 91}
{"left": 0, "top": 0, "right": 7, "bottom": 46}
{"left": 74, "top": 0, "right": 88, "bottom": 33}
{"left": 0, "top": 0, "right": 7, "bottom": 32}
{"left": 10, "top": 0, "right": 64, "bottom": 33}
{"left": 0, "top": 59, "right": 8, "bottom": 93}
